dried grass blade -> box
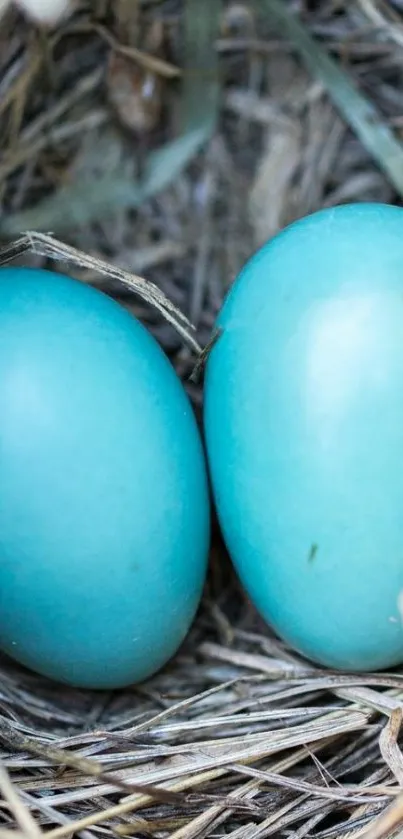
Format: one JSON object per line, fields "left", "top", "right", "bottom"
{"left": 0, "top": 233, "right": 200, "bottom": 353}
{"left": 379, "top": 709, "right": 403, "bottom": 787}
{"left": 0, "top": 764, "right": 41, "bottom": 839}
{"left": 355, "top": 793, "right": 403, "bottom": 839}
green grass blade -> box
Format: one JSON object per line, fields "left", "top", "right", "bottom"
{"left": 258, "top": 0, "right": 403, "bottom": 198}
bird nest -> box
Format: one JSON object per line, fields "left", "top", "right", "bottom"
{"left": 1, "top": 2, "right": 403, "bottom": 838}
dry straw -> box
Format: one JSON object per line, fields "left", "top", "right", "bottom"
{"left": 1, "top": 1, "right": 403, "bottom": 838}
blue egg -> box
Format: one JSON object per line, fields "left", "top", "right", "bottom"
{"left": 205, "top": 203, "right": 403, "bottom": 671}
{"left": 0, "top": 266, "right": 210, "bottom": 688}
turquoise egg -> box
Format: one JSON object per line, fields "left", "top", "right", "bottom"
{"left": 205, "top": 203, "right": 403, "bottom": 671}
{"left": 0, "top": 266, "right": 209, "bottom": 688}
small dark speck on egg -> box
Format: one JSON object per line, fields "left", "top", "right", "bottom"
{"left": 308, "top": 543, "right": 318, "bottom": 563}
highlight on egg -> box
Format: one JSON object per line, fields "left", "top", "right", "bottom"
{"left": 204, "top": 202, "right": 403, "bottom": 672}
{"left": 0, "top": 266, "right": 210, "bottom": 689}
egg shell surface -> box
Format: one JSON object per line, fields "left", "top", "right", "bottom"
{"left": 204, "top": 202, "right": 403, "bottom": 671}
{"left": 0, "top": 267, "right": 210, "bottom": 689}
